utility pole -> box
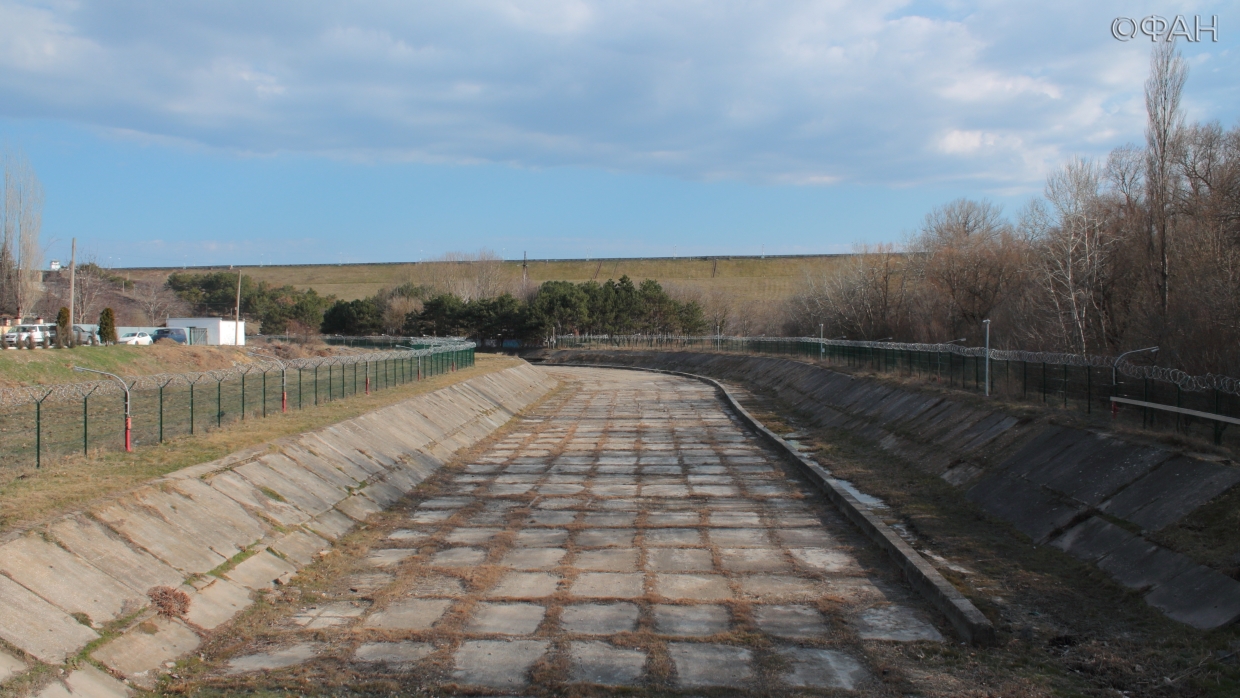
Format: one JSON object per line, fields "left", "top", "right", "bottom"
{"left": 234, "top": 269, "right": 243, "bottom": 346}
{"left": 522, "top": 251, "right": 528, "bottom": 295}
{"left": 68, "top": 238, "right": 76, "bottom": 327}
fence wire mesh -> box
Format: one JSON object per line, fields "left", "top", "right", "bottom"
{"left": 0, "top": 339, "right": 476, "bottom": 468}
{"left": 557, "top": 335, "right": 1240, "bottom": 448}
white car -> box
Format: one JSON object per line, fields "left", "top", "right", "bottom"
{"left": 118, "top": 331, "right": 153, "bottom": 346}
{"left": 3, "top": 324, "right": 55, "bottom": 348}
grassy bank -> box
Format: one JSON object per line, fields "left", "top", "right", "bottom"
{"left": 0, "top": 344, "right": 266, "bottom": 388}
{"left": 0, "top": 353, "right": 525, "bottom": 533}
{"left": 120, "top": 255, "right": 851, "bottom": 303}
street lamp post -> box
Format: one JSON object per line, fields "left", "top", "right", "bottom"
{"left": 248, "top": 350, "right": 289, "bottom": 412}
{"left": 74, "top": 366, "right": 132, "bottom": 452}
{"left": 1113, "top": 346, "right": 1159, "bottom": 386}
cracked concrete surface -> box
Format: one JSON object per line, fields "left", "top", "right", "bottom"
{"left": 195, "top": 366, "right": 949, "bottom": 694}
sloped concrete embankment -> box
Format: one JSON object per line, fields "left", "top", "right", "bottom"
{"left": 545, "top": 350, "right": 1240, "bottom": 631}
{"left": 0, "top": 363, "right": 556, "bottom": 693}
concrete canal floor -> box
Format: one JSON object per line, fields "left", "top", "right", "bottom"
{"left": 175, "top": 366, "right": 956, "bottom": 696}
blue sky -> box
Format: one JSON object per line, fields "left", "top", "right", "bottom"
{"left": 0, "top": 1, "right": 1236, "bottom": 267}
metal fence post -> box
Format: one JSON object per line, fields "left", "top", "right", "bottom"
{"left": 190, "top": 381, "right": 196, "bottom": 434}
{"left": 216, "top": 378, "right": 223, "bottom": 427}
{"left": 241, "top": 371, "right": 246, "bottom": 420}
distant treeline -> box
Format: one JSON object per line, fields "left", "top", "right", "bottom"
{"left": 166, "top": 272, "right": 707, "bottom": 341}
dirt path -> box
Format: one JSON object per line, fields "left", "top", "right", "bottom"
{"left": 171, "top": 366, "right": 971, "bottom": 696}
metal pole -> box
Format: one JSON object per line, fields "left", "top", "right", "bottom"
{"left": 73, "top": 367, "right": 132, "bottom": 453}
{"left": 983, "top": 319, "right": 991, "bottom": 397}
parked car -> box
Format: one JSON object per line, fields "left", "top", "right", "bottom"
{"left": 118, "top": 331, "right": 152, "bottom": 346}
{"left": 3, "top": 324, "right": 55, "bottom": 348}
{"left": 154, "top": 328, "right": 188, "bottom": 344}
{"left": 72, "top": 325, "right": 100, "bottom": 345}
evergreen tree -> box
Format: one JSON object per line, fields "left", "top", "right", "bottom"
{"left": 98, "top": 307, "right": 117, "bottom": 344}
{"left": 56, "top": 306, "right": 70, "bottom": 348}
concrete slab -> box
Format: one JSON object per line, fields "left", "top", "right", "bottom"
{"left": 500, "top": 547, "right": 566, "bottom": 570}
{"left": 226, "top": 550, "right": 298, "bottom": 590}
{"left": 778, "top": 647, "right": 869, "bottom": 689}
{"left": 571, "top": 573, "right": 645, "bottom": 598}
{"left": 647, "top": 548, "right": 714, "bottom": 572}
{"left": 291, "top": 602, "right": 366, "bottom": 628}
{"left": 225, "top": 643, "right": 320, "bottom": 674}
{"left": 1044, "top": 442, "right": 1171, "bottom": 506}
{"left": 852, "top": 605, "right": 944, "bottom": 642}
{"left": 354, "top": 641, "right": 435, "bottom": 668}
{"left": 754, "top": 604, "right": 829, "bottom": 638}
{"left": 719, "top": 548, "right": 790, "bottom": 572}
{"left": 365, "top": 599, "right": 453, "bottom": 630}
{"left": 487, "top": 572, "right": 561, "bottom": 598}
{"left": 92, "top": 500, "right": 228, "bottom": 575}
{"left": 668, "top": 642, "right": 752, "bottom": 687}
{"left": 0, "top": 535, "right": 146, "bottom": 624}
{"left": 1049, "top": 517, "right": 1137, "bottom": 563}
{"left": 789, "top": 547, "right": 860, "bottom": 573}
{"left": 575, "top": 548, "right": 639, "bottom": 572}
{"left": 1144, "top": 564, "right": 1240, "bottom": 630}
{"left": 35, "top": 665, "right": 132, "bottom": 698}
{"left": 576, "top": 529, "right": 636, "bottom": 547}
{"left": 569, "top": 641, "right": 646, "bottom": 685}
{"left": 452, "top": 639, "right": 549, "bottom": 688}
{"left": 513, "top": 528, "right": 569, "bottom": 546}
{"left": 561, "top": 603, "right": 640, "bottom": 634}
{"left": 344, "top": 572, "right": 394, "bottom": 596}
{"left": 445, "top": 527, "right": 501, "bottom": 544}
{"left": 1101, "top": 455, "right": 1240, "bottom": 531}
{"left": 644, "top": 528, "right": 704, "bottom": 546}
{"left": 270, "top": 529, "right": 330, "bottom": 566}
{"left": 653, "top": 604, "right": 730, "bottom": 636}
{"left": 93, "top": 617, "right": 200, "bottom": 686}
{"left": 655, "top": 574, "right": 731, "bottom": 601}
{"left": 738, "top": 575, "right": 819, "bottom": 599}
{"left": 308, "top": 509, "right": 355, "bottom": 540}
{"left": 407, "top": 574, "right": 466, "bottom": 597}
{"left": 966, "top": 473, "right": 1083, "bottom": 543}
{"left": 0, "top": 649, "right": 25, "bottom": 682}
{"left": 709, "top": 528, "right": 771, "bottom": 547}
{"left": 465, "top": 602, "right": 546, "bottom": 634}
{"left": 430, "top": 547, "right": 487, "bottom": 567}
{"left": 184, "top": 578, "right": 252, "bottom": 630}
{"left": 47, "top": 517, "right": 183, "bottom": 596}
{"left": 1096, "top": 538, "right": 1196, "bottom": 591}
{"left": 0, "top": 574, "right": 98, "bottom": 663}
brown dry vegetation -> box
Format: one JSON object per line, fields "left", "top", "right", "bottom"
{"left": 121, "top": 255, "right": 848, "bottom": 327}
{"left": 0, "top": 354, "right": 523, "bottom": 534}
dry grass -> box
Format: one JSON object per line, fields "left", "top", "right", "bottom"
{"left": 121, "top": 255, "right": 852, "bottom": 303}
{"left": 0, "top": 354, "right": 524, "bottom": 533}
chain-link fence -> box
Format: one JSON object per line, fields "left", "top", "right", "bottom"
{"left": 0, "top": 339, "right": 476, "bottom": 469}
{"left": 556, "top": 335, "right": 1240, "bottom": 448}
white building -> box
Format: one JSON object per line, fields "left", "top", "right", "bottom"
{"left": 166, "top": 318, "right": 246, "bottom": 346}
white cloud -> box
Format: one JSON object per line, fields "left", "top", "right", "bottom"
{"left": 0, "top": 0, "right": 1234, "bottom": 189}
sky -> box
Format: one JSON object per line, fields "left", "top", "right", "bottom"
{"left": 0, "top": 1, "right": 1236, "bottom": 267}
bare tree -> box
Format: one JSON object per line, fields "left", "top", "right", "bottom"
{"left": 1145, "top": 37, "right": 1188, "bottom": 315}
{"left": 382, "top": 295, "right": 422, "bottom": 335}
{"left": 417, "top": 249, "right": 510, "bottom": 301}
{"left": 0, "top": 148, "right": 44, "bottom": 318}
{"left": 128, "top": 279, "right": 186, "bottom": 325}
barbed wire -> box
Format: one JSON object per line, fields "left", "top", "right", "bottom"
{"left": 0, "top": 340, "right": 475, "bottom": 408}
{"left": 557, "top": 334, "right": 1240, "bottom": 397}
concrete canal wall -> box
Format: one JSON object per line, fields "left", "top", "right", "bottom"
{"left": 545, "top": 350, "right": 1240, "bottom": 631}
{"left": 0, "top": 363, "right": 556, "bottom": 691}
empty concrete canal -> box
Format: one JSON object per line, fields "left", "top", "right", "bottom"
{"left": 183, "top": 366, "right": 953, "bottom": 694}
